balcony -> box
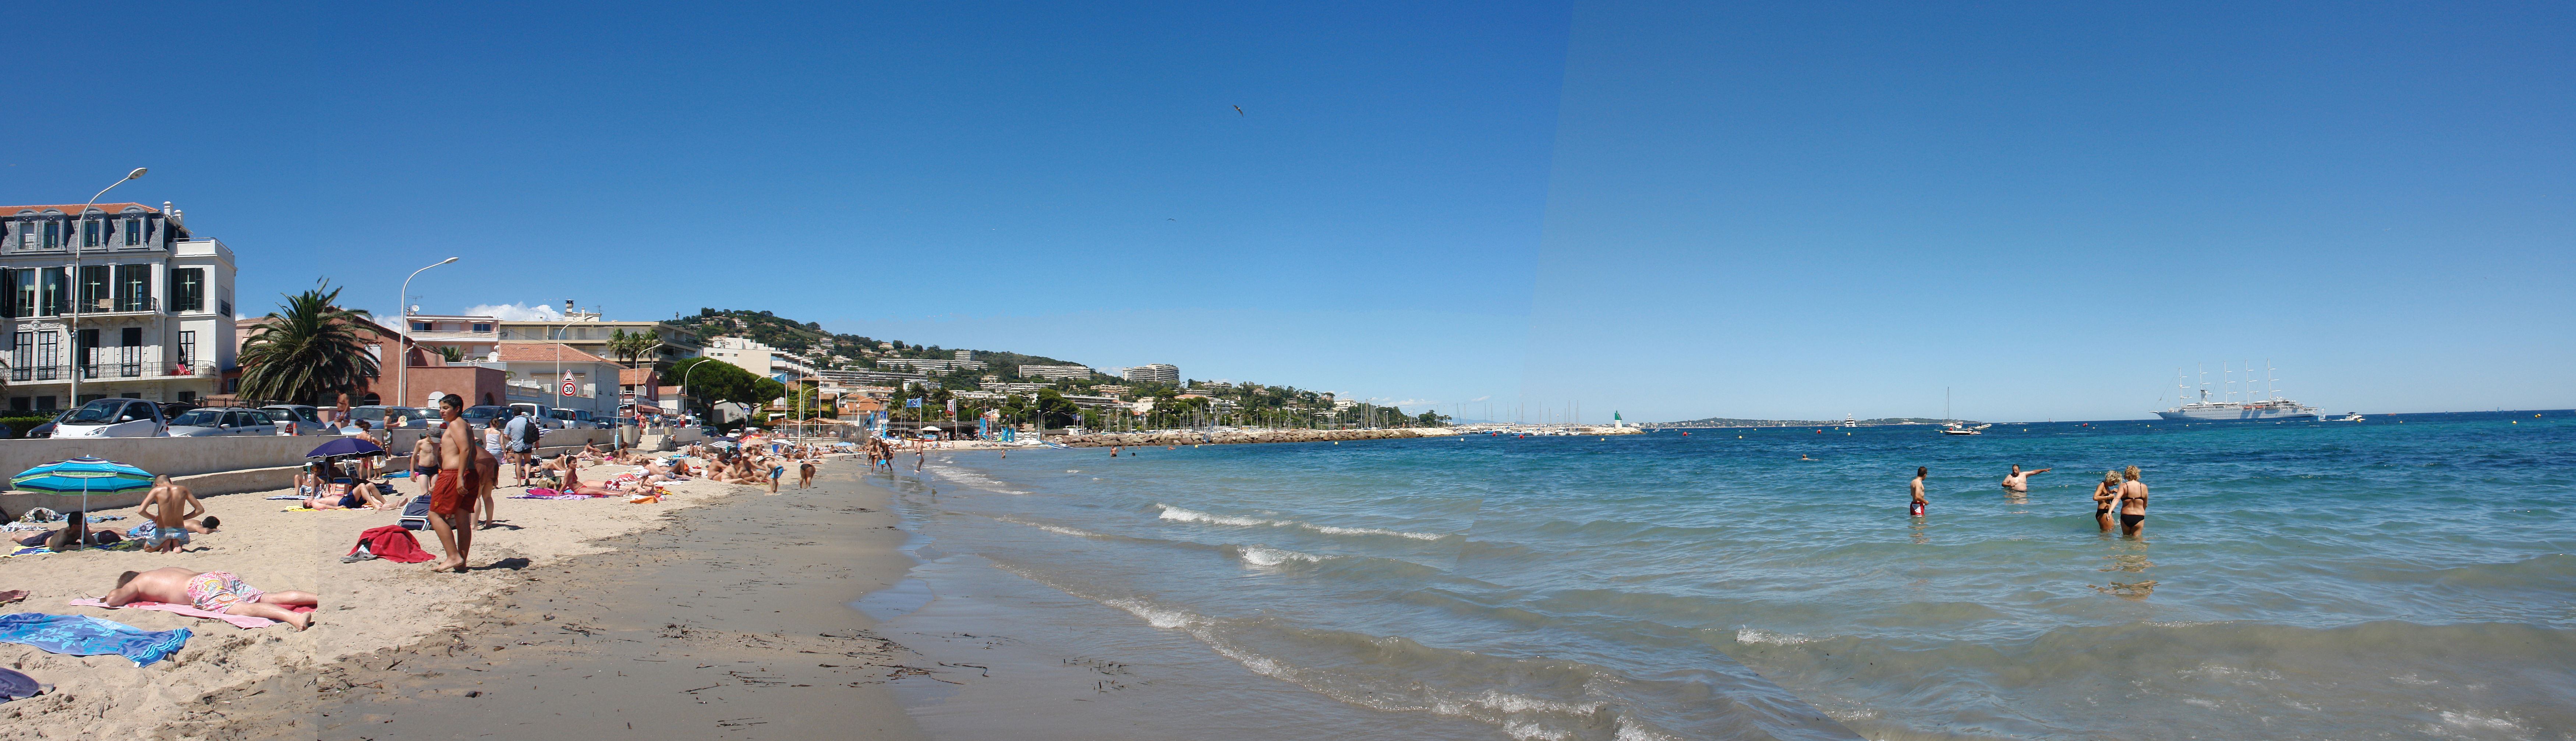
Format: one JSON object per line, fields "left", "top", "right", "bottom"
{"left": 76, "top": 296, "right": 159, "bottom": 315}
{"left": 9, "top": 359, "right": 218, "bottom": 384}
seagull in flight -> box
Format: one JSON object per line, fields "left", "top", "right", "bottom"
{"left": 1234, "top": 105, "right": 1244, "bottom": 116}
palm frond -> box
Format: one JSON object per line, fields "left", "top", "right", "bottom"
{"left": 236, "top": 281, "right": 381, "bottom": 404}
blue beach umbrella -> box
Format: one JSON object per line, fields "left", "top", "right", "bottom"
{"left": 305, "top": 437, "right": 386, "bottom": 459}
{"left": 11, "top": 456, "right": 155, "bottom": 548}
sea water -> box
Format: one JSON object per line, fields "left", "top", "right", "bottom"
{"left": 868, "top": 412, "right": 2576, "bottom": 740}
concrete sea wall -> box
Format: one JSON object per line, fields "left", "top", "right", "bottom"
{"left": 0, "top": 428, "right": 626, "bottom": 518}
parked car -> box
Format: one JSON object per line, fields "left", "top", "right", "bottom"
{"left": 350, "top": 405, "right": 431, "bottom": 430}
{"left": 549, "top": 408, "right": 600, "bottom": 429}
{"left": 258, "top": 405, "right": 335, "bottom": 435}
{"left": 22, "top": 409, "right": 73, "bottom": 439}
{"left": 166, "top": 407, "right": 282, "bottom": 437}
{"left": 454, "top": 405, "right": 514, "bottom": 431}
{"left": 507, "top": 403, "right": 569, "bottom": 429}
{"left": 52, "top": 398, "right": 170, "bottom": 438}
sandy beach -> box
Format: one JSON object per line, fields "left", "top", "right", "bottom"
{"left": 0, "top": 455, "right": 914, "bottom": 740}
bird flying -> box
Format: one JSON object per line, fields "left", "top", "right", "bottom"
{"left": 1233, "top": 105, "right": 1244, "bottom": 116}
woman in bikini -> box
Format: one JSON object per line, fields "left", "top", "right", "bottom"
{"left": 2116, "top": 465, "right": 2149, "bottom": 537}
{"left": 2091, "top": 470, "right": 2121, "bottom": 532}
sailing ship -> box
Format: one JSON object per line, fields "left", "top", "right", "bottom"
{"left": 2155, "top": 362, "right": 2322, "bottom": 422}
{"left": 1940, "top": 388, "right": 1980, "bottom": 435}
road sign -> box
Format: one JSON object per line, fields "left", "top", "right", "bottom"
{"left": 560, "top": 372, "right": 576, "bottom": 396}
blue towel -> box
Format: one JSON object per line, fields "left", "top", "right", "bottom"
{"left": 0, "top": 613, "right": 192, "bottom": 667}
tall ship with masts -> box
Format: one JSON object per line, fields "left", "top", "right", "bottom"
{"left": 2155, "top": 362, "right": 2321, "bottom": 422}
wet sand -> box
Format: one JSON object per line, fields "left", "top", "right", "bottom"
{"left": 185, "top": 461, "right": 921, "bottom": 739}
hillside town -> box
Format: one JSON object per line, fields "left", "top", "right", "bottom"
{"left": 0, "top": 202, "right": 1440, "bottom": 440}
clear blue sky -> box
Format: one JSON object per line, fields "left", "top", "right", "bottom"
{"left": 4, "top": 2, "right": 2566, "bottom": 421}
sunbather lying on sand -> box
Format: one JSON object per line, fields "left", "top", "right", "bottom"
{"left": 107, "top": 567, "right": 317, "bottom": 630}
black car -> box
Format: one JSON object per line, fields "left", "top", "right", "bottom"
{"left": 23, "top": 409, "right": 72, "bottom": 439}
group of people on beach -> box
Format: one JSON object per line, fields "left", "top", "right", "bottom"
{"left": 1908, "top": 463, "right": 2150, "bottom": 536}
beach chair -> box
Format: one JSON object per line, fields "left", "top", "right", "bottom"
{"left": 397, "top": 495, "right": 432, "bottom": 530}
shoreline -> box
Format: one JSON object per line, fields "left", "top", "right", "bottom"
{"left": 0, "top": 456, "right": 896, "bottom": 739}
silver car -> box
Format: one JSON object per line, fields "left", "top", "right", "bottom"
{"left": 51, "top": 398, "right": 169, "bottom": 438}
{"left": 166, "top": 408, "right": 281, "bottom": 437}
{"left": 258, "top": 405, "right": 336, "bottom": 435}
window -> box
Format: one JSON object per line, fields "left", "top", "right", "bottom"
{"left": 472, "top": 323, "right": 492, "bottom": 332}
{"left": 114, "top": 264, "right": 149, "bottom": 311}
{"left": 77, "top": 265, "right": 109, "bottom": 311}
{"left": 219, "top": 299, "right": 231, "bottom": 317}
{"left": 35, "top": 331, "right": 56, "bottom": 381}
{"left": 177, "top": 331, "right": 196, "bottom": 367}
{"left": 413, "top": 322, "right": 432, "bottom": 331}
{"left": 177, "top": 390, "right": 196, "bottom": 403}
{"left": 39, "top": 268, "right": 66, "bottom": 316}
{"left": 123, "top": 218, "right": 141, "bottom": 246}
{"left": 81, "top": 220, "right": 100, "bottom": 247}
{"left": 42, "top": 221, "right": 59, "bottom": 248}
{"left": 365, "top": 344, "right": 381, "bottom": 362}
{"left": 170, "top": 268, "right": 204, "bottom": 312}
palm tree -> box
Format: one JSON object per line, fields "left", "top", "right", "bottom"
{"left": 237, "top": 281, "right": 380, "bottom": 405}
{"left": 608, "top": 328, "right": 658, "bottom": 368}
{"left": 437, "top": 346, "right": 466, "bottom": 363}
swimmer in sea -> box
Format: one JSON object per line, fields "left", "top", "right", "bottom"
{"left": 2116, "top": 465, "right": 2149, "bottom": 537}
{"left": 2090, "top": 470, "right": 2120, "bottom": 532}
{"left": 1799, "top": 454, "right": 1816, "bottom": 461}
{"left": 1909, "top": 466, "right": 1928, "bottom": 518}
{"left": 2001, "top": 464, "right": 2052, "bottom": 493}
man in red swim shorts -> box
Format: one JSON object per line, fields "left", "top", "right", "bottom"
{"left": 427, "top": 394, "right": 477, "bottom": 572}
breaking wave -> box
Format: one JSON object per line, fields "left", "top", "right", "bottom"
{"left": 1157, "top": 504, "right": 1450, "bottom": 541}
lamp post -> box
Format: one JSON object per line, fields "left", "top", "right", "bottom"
{"left": 66, "top": 167, "right": 145, "bottom": 407}
{"left": 395, "top": 257, "right": 459, "bottom": 411}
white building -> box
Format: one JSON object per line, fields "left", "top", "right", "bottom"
{"left": 1117, "top": 363, "right": 1179, "bottom": 386}
{"left": 1019, "top": 364, "right": 1094, "bottom": 381}
{"left": 704, "top": 336, "right": 817, "bottom": 381}
{"left": 878, "top": 350, "right": 987, "bottom": 374}
{"left": 0, "top": 201, "right": 233, "bottom": 410}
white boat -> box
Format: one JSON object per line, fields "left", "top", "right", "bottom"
{"left": 2155, "top": 362, "right": 2321, "bottom": 422}
{"left": 2338, "top": 412, "right": 2364, "bottom": 421}
{"left": 1843, "top": 414, "right": 1858, "bottom": 428}
{"left": 1939, "top": 389, "right": 1979, "bottom": 435}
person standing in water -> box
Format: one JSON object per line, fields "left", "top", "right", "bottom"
{"left": 1909, "top": 467, "right": 1929, "bottom": 518}
{"left": 2116, "top": 465, "right": 2149, "bottom": 536}
{"left": 2001, "top": 464, "right": 2051, "bottom": 493}
{"left": 2090, "top": 470, "right": 2121, "bottom": 532}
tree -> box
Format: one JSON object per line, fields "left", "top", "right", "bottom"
{"left": 237, "top": 281, "right": 380, "bottom": 405}
{"left": 607, "top": 328, "right": 658, "bottom": 368}
{"left": 437, "top": 346, "right": 466, "bottom": 363}
{"left": 669, "top": 357, "right": 783, "bottom": 416}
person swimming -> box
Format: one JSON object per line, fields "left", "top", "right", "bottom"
{"left": 2091, "top": 470, "right": 2120, "bottom": 532}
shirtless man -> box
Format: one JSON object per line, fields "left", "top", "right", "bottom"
{"left": 2000, "top": 464, "right": 2052, "bottom": 493}
{"left": 137, "top": 475, "right": 204, "bottom": 553}
{"left": 1909, "top": 466, "right": 1929, "bottom": 518}
{"left": 426, "top": 394, "right": 477, "bottom": 572}
{"left": 411, "top": 430, "right": 442, "bottom": 501}
{"left": 797, "top": 458, "right": 817, "bottom": 488}
{"left": 106, "top": 567, "right": 316, "bottom": 631}
{"left": 2116, "top": 465, "right": 2149, "bottom": 537}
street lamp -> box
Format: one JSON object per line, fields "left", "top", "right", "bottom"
{"left": 66, "top": 167, "right": 145, "bottom": 407}
{"left": 395, "top": 257, "right": 459, "bottom": 411}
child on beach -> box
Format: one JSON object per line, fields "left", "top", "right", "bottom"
{"left": 1909, "top": 467, "right": 1929, "bottom": 518}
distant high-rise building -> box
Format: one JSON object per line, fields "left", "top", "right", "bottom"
{"left": 1118, "top": 363, "right": 1178, "bottom": 386}
{"left": 1018, "top": 364, "right": 1094, "bottom": 380}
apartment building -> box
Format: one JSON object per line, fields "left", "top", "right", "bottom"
{"left": 0, "top": 202, "right": 233, "bottom": 410}
{"left": 1115, "top": 363, "right": 1179, "bottom": 386}
{"left": 493, "top": 301, "right": 700, "bottom": 366}
{"left": 401, "top": 314, "right": 499, "bottom": 360}
{"left": 1019, "top": 364, "right": 1094, "bottom": 380}
{"left": 877, "top": 350, "right": 986, "bottom": 374}
{"left": 704, "top": 335, "right": 817, "bottom": 381}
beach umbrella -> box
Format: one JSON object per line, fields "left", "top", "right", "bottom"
{"left": 305, "top": 437, "right": 386, "bottom": 459}
{"left": 11, "top": 457, "right": 154, "bottom": 550}
{"left": 704, "top": 441, "right": 737, "bottom": 451}
{"left": 921, "top": 426, "right": 941, "bottom": 431}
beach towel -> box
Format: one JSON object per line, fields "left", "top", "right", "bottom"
{"left": 0, "top": 613, "right": 191, "bottom": 667}
{"left": 510, "top": 494, "right": 590, "bottom": 500}
{"left": 66, "top": 598, "right": 312, "bottom": 629}
{"left": 279, "top": 507, "right": 317, "bottom": 512}
{"left": 263, "top": 495, "right": 306, "bottom": 500}
{"left": 348, "top": 525, "right": 434, "bottom": 564}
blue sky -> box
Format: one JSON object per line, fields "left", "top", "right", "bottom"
{"left": 4, "top": 1, "right": 2566, "bottom": 420}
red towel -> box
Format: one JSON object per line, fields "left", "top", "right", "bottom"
{"left": 351, "top": 525, "right": 435, "bottom": 563}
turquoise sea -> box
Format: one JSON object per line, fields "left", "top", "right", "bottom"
{"left": 867, "top": 411, "right": 2575, "bottom": 740}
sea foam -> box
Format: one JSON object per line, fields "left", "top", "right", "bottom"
{"left": 1158, "top": 504, "right": 1449, "bottom": 541}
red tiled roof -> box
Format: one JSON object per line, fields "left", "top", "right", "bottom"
{"left": 619, "top": 368, "right": 657, "bottom": 385}
{"left": 3, "top": 202, "right": 161, "bottom": 215}
{"left": 492, "top": 343, "right": 609, "bottom": 363}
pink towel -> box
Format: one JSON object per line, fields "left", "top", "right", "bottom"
{"left": 67, "top": 598, "right": 313, "bottom": 629}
